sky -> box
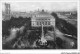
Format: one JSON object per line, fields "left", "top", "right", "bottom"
{"left": 2, "top": 2, "right": 77, "bottom": 12}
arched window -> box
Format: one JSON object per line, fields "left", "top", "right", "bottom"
{"left": 48, "top": 22, "right": 50, "bottom": 25}
{"left": 45, "top": 21, "right": 47, "bottom": 25}
{"left": 40, "top": 22, "right": 41, "bottom": 25}
{"left": 42, "top": 22, "right": 44, "bottom": 25}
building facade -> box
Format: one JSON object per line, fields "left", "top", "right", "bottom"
{"left": 11, "top": 11, "right": 32, "bottom": 18}
{"left": 31, "top": 10, "right": 55, "bottom": 27}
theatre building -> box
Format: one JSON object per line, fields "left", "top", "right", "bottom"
{"left": 31, "top": 10, "right": 55, "bottom": 27}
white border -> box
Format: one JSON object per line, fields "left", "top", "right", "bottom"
{"left": 0, "top": 0, "right": 80, "bottom": 54}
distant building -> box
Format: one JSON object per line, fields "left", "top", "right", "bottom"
{"left": 2, "top": 3, "right": 32, "bottom": 20}
{"left": 31, "top": 10, "right": 55, "bottom": 27}
{"left": 11, "top": 11, "right": 32, "bottom": 18}
{"left": 4, "top": 3, "right": 11, "bottom": 20}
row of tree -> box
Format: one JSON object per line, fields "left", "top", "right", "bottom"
{"left": 2, "top": 16, "right": 31, "bottom": 36}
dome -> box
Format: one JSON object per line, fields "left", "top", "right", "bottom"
{"left": 33, "top": 10, "right": 53, "bottom": 18}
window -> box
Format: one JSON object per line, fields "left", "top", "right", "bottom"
{"left": 42, "top": 22, "right": 44, "bottom": 25}
{"left": 37, "top": 22, "right": 39, "bottom": 25}
{"left": 45, "top": 19, "right": 47, "bottom": 20}
{"left": 33, "top": 23, "right": 34, "bottom": 25}
{"left": 45, "top": 21, "right": 47, "bottom": 25}
{"left": 48, "top": 22, "right": 50, "bottom": 25}
{"left": 48, "top": 19, "right": 50, "bottom": 20}
{"left": 40, "top": 22, "right": 41, "bottom": 25}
